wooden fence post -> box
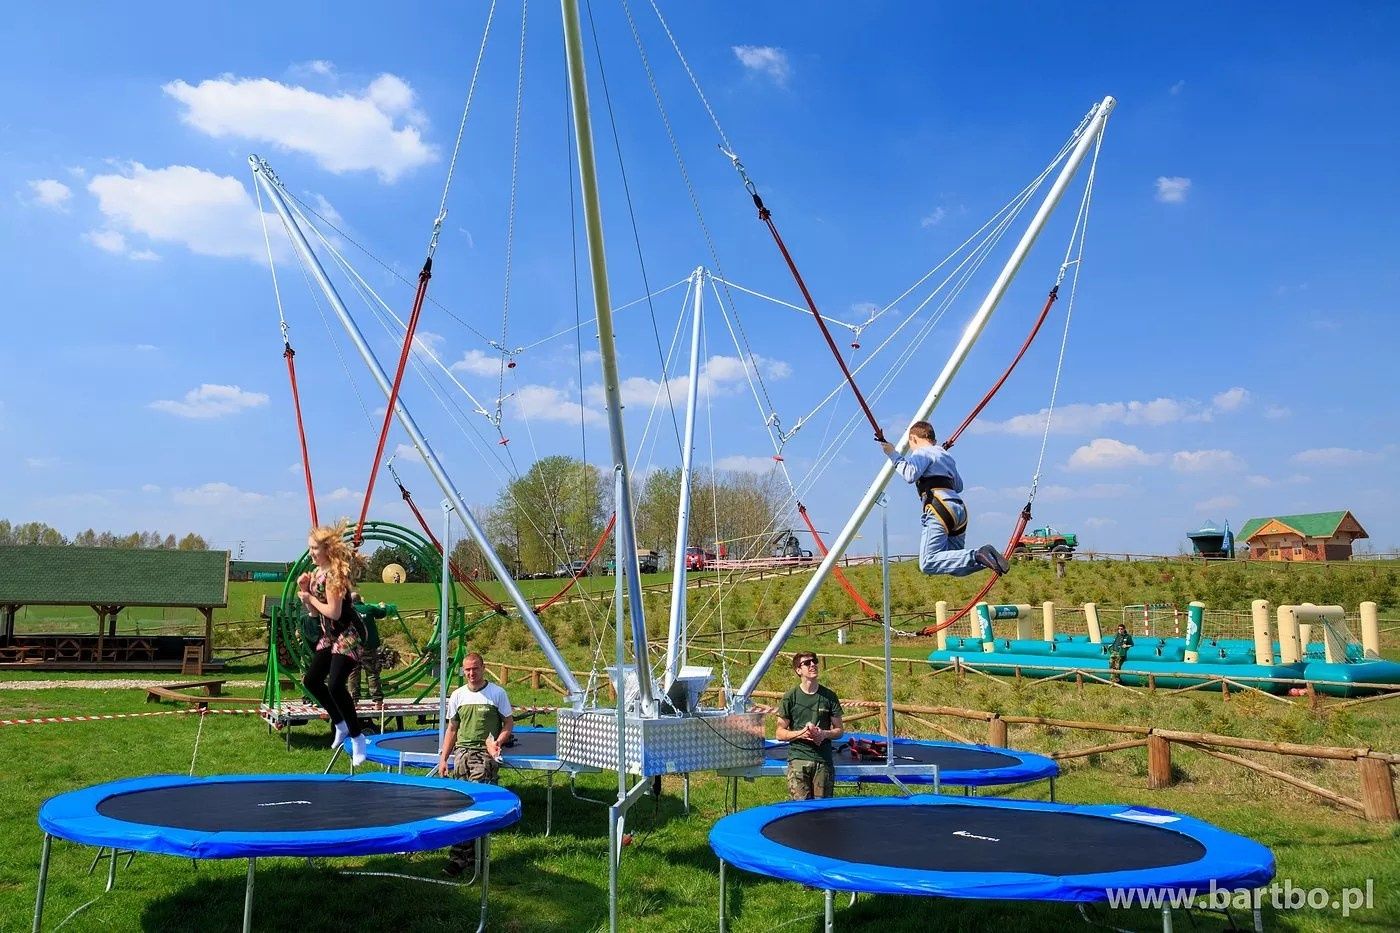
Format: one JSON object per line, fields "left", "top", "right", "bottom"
{"left": 1358, "top": 756, "right": 1399, "bottom": 823}
{"left": 531, "top": 668, "right": 542, "bottom": 690}
{"left": 1147, "top": 733, "right": 1174, "bottom": 788}
{"left": 987, "top": 716, "right": 1008, "bottom": 747}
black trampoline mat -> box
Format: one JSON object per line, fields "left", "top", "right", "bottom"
{"left": 96, "top": 781, "right": 474, "bottom": 833}
{"left": 766, "top": 742, "right": 1020, "bottom": 772}
{"left": 379, "top": 730, "right": 558, "bottom": 758}
{"left": 761, "top": 804, "right": 1206, "bottom": 875}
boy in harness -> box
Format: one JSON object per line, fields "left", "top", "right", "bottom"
{"left": 880, "top": 420, "right": 1010, "bottom": 577}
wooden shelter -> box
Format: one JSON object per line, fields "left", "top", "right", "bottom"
{"left": 1238, "top": 511, "right": 1368, "bottom": 562}
{"left": 0, "top": 546, "right": 228, "bottom": 670}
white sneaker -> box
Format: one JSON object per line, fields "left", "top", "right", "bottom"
{"left": 331, "top": 722, "right": 350, "bottom": 749}
{"left": 351, "top": 734, "right": 367, "bottom": 767}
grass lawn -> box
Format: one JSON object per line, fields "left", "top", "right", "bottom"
{"left": 3, "top": 657, "right": 1397, "bottom": 932}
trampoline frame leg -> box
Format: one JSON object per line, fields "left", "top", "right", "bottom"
{"left": 1160, "top": 903, "right": 1172, "bottom": 933}
{"left": 473, "top": 836, "right": 491, "bottom": 933}
{"left": 718, "top": 859, "right": 728, "bottom": 933}
{"left": 1253, "top": 903, "right": 1263, "bottom": 932}
{"left": 824, "top": 889, "right": 835, "bottom": 933}
{"left": 546, "top": 771, "right": 555, "bottom": 837}
{"left": 243, "top": 858, "right": 256, "bottom": 933}
{"left": 683, "top": 773, "right": 690, "bottom": 815}
{"left": 1049, "top": 777, "right": 1056, "bottom": 802}
{"left": 32, "top": 833, "right": 51, "bottom": 933}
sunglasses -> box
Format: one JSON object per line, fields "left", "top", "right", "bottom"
{"left": 797, "top": 658, "right": 819, "bottom": 667}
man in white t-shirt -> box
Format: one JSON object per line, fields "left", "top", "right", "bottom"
{"left": 437, "top": 651, "right": 513, "bottom": 877}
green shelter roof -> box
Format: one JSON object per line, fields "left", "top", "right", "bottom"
{"left": 0, "top": 546, "right": 229, "bottom": 607}
{"left": 1238, "top": 511, "right": 1362, "bottom": 541}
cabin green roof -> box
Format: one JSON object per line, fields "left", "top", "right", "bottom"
{"left": 1238, "top": 511, "right": 1357, "bottom": 541}
{"left": 0, "top": 546, "right": 229, "bottom": 607}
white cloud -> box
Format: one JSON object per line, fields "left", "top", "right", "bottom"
{"left": 1291, "top": 447, "right": 1381, "bottom": 467}
{"left": 1211, "top": 387, "right": 1250, "bottom": 411}
{"left": 171, "top": 482, "right": 270, "bottom": 507}
{"left": 88, "top": 162, "right": 281, "bottom": 262}
{"left": 309, "top": 192, "right": 344, "bottom": 227}
{"left": 732, "top": 46, "right": 791, "bottom": 87}
{"left": 27, "top": 179, "right": 73, "bottom": 210}
{"left": 975, "top": 387, "right": 1250, "bottom": 437}
{"left": 85, "top": 229, "right": 128, "bottom": 254}
{"left": 1067, "top": 438, "right": 1162, "bottom": 470}
{"left": 513, "top": 384, "right": 602, "bottom": 424}
{"left": 141, "top": 483, "right": 161, "bottom": 493}
{"left": 163, "top": 73, "right": 435, "bottom": 182}
{"left": 920, "top": 207, "right": 947, "bottom": 228}
{"left": 392, "top": 443, "right": 424, "bottom": 463}
{"left": 1171, "top": 449, "right": 1245, "bottom": 473}
{"left": 150, "top": 384, "right": 269, "bottom": 418}
{"left": 1084, "top": 517, "right": 1118, "bottom": 528}
{"left": 25, "top": 457, "right": 60, "bottom": 469}
{"left": 450, "top": 348, "right": 504, "bottom": 377}
{"left": 128, "top": 249, "right": 161, "bottom": 262}
{"left": 1169, "top": 80, "right": 1186, "bottom": 95}
{"left": 1194, "top": 495, "right": 1240, "bottom": 513}
{"left": 1245, "top": 474, "right": 1309, "bottom": 488}
{"left": 1264, "top": 405, "right": 1291, "bottom": 420}
{"left": 324, "top": 486, "right": 360, "bottom": 501}
{"left": 606, "top": 353, "right": 790, "bottom": 407}
{"left": 1155, "top": 176, "right": 1192, "bottom": 203}
{"left": 714, "top": 454, "right": 779, "bottom": 473}
{"left": 1032, "top": 483, "right": 1134, "bottom": 502}
{"left": 135, "top": 344, "right": 159, "bottom": 352}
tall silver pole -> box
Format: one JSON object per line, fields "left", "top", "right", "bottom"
{"left": 560, "top": 0, "right": 654, "bottom": 714}
{"left": 610, "top": 469, "right": 625, "bottom": 933}
{"left": 662, "top": 267, "right": 705, "bottom": 697}
{"left": 881, "top": 496, "right": 894, "bottom": 764}
{"left": 439, "top": 499, "right": 452, "bottom": 752}
{"left": 733, "top": 95, "right": 1116, "bottom": 705}
{"left": 250, "top": 156, "right": 584, "bottom": 706}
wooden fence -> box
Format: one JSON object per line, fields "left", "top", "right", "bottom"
{"left": 479, "top": 660, "right": 1399, "bottom": 824}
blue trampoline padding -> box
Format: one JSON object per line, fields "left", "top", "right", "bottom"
{"left": 825, "top": 733, "right": 1058, "bottom": 786}
{"left": 39, "top": 772, "right": 521, "bottom": 860}
{"left": 363, "top": 725, "right": 559, "bottom": 770}
{"left": 709, "top": 795, "right": 1274, "bottom": 901}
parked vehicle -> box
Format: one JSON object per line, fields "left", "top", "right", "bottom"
{"left": 684, "top": 546, "right": 716, "bottom": 570}
{"left": 554, "top": 559, "right": 592, "bottom": 578}
{"left": 1014, "top": 525, "right": 1078, "bottom": 557}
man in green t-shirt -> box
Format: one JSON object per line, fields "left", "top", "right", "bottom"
{"left": 776, "top": 651, "right": 844, "bottom": 800}
{"left": 436, "top": 651, "right": 513, "bottom": 877}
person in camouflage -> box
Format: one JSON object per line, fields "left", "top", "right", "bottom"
{"left": 437, "top": 652, "right": 513, "bottom": 877}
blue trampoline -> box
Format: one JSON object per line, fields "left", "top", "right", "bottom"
{"left": 360, "top": 726, "right": 602, "bottom": 834}
{"left": 719, "top": 734, "right": 1059, "bottom": 811}
{"left": 710, "top": 795, "right": 1274, "bottom": 931}
{"left": 34, "top": 772, "right": 521, "bottom": 933}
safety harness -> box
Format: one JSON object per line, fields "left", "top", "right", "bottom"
{"left": 841, "top": 737, "right": 888, "bottom": 761}
{"left": 915, "top": 474, "right": 967, "bottom": 536}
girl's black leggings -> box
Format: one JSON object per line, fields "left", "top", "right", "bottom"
{"left": 303, "top": 648, "right": 361, "bottom": 737}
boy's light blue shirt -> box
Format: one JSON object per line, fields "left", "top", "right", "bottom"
{"left": 887, "top": 444, "right": 963, "bottom": 493}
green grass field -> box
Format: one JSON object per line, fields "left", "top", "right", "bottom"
{"left": 3, "top": 559, "right": 1398, "bottom": 930}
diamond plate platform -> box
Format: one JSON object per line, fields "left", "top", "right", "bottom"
{"left": 557, "top": 709, "right": 764, "bottom": 776}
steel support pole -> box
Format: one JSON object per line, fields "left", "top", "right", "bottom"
{"left": 734, "top": 96, "right": 1116, "bottom": 705}
{"left": 663, "top": 267, "right": 705, "bottom": 696}
{"left": 249, "top": 157, "right": 584, "bottom": 706}
{"left": 31, "top": 834, "right": 50, "bottom": 933}
{"left": 560, "top": 0, "right": 654, "bottom": 714}
{"left": 439, "top": 500, "right": 452, "bottom": 751}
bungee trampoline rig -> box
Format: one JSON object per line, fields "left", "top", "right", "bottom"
{"left": 260, "top": 519, "right": 495, "bottom": 740}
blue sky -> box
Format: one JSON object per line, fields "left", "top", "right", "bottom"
{"left": 2, "top": 1, "right": 1397, "bottom": 562}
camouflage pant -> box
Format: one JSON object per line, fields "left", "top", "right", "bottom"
{"left": 448, "top": 748, "right": 500, "bottom": 867}
{"left": 786, "top": 760, "right": 834, "bottom": 801}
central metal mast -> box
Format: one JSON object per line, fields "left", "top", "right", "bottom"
{"left": 560, "top": 0, "right": 655, "bottom": 713}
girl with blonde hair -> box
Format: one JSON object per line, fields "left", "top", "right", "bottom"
{"left": 298, "top": 521, "right": 369, "bottom": 764}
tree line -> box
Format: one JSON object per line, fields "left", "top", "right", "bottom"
{"left": 0, "top": 520, "right": 209, "bottom": 550}
{"left": 443, "top": 455, "right": 788, "bottom": 577}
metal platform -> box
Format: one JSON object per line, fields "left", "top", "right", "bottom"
{"left": 557, "top": 709, "right": 764, "bottom": 776}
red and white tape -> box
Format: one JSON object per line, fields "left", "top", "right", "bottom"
{"left": 0, "top": 708, "right": 259, "bottom": 727}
